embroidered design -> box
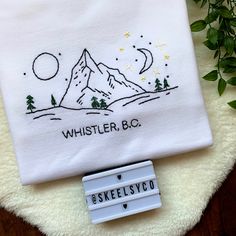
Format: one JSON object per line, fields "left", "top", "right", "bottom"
{"left": 126, "top": 64, "right": 134, "bottom": 71}
{"left": 32, "top": 52, "right": 59, "bottom": 81}
{"left": 137, "top": 48, "right": 154, "bottom": 75}
{"left": 124, "top": 32, "right": 131, "bottom": 38}
{"left": 164, "top": 54, "right": 170, "bottom": 60}
{"left": 155, "top": 43, "right": 167, "bottom": 50}
{"left": 153, "top": 68, "right": 160, "bottom": 76}
{"left": 24, "top": 34, "right": 179, "bottom": 121}
{"left": 140, "top": 76, "right": 146, "bottom": 82}
{"left": 26, "top": 95, "right": 36, "bottom": 113}
{"left": 51, "top": 95, "right": 57, "bottom": 107}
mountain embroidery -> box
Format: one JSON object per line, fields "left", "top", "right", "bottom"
{"left": 60, "top": 49, "right": 145, "bottom": 109}
{"left": 25, "top": 48, "right": 179, "bottom": 121}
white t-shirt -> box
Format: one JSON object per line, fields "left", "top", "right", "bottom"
{"left": 0, "top": 0, "right": 213, "bottom": 185}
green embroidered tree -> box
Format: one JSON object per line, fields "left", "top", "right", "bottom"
{"left": 51, "top": 94, "right": 57, "bottom": 107}
{"left": 100, "top": 99, "right": 107, "bottom": 109}
{"left": 91, "top": 96, "right": 100, "bottom": 109}
{"left": 155, "top": 78, "right": 162, "bottom": 91}
{"left": 26, "top": 95, "right": 36, "bottom": 113}
{"left": 163, "top": 79, "right": 170, "bottom": 90}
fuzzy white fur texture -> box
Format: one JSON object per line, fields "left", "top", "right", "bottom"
{"left": 0, "top": 1, "right": 235, "bottom": 235}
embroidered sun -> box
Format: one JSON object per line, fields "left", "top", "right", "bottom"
{"left": 32, "top": 52, "right": 59, "bottom": 81}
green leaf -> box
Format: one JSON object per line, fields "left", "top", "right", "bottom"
{"left": 207, "top": 28, "right": 218, "bottom": 45}
{"left": 214, "top": 0, "right": 225, "bottom": 6}
{"left": 217, "top": 30, "right": 225, "bottom": 46}
{"left": 203, "top": 40, "right": 218, "bottom": 50}
{"left": 220, "top": 57, "right": 236, "bottom": 68}
{"left": 191, "top": 20, "right": 207, "bottom": 32}
{"left": 223, "top": 66, "right": 236, "bottom": 73}
{"left": 218, "top": 78, "right": 227, "bottom": 96}
{"left": 224, "top": 36, "right": 235, "bottom": 55}
{"left": 203, "top": 70, "right": 218, "bottom": 81}
{"left": 228, "top": 100, "right": 236, "bottom": 109}
{"left": 218, "top": 7, "right": 233, "bottom": 19}
{"left": 200, "top": 0, "right": 207, "bottom": 8}
{"left": 191, "top": 1, "right": 236, "bottom": 110}
{"left": 227, "top": 77, "right": 236, "bottom": 86}
{"left": 205, "top": 10, "right": 219, "bottom": 24}
{"left": 230, "top": 19, "right": 236, "bottom": 27}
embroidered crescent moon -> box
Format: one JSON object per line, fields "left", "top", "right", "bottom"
{"left": 137, "top": 48, "right": 154, "bottom": 75}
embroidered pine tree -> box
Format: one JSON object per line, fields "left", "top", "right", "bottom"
{"left": 51, "top": 94, "right": 57, "bottom": 107}
{"left": 91, "top": 96, "right": 100, "bottom": 109}
{"left": 26, "top": 95, "right": 36, "bottom": 113}
{"left": 155, "top": 79, "right": 162, "bottom": 92}
{"left": 100, "top": 99, "right": 107, "bottom": 109}
{"left": 163, "top": 79, "right": 170, "bottom": 90}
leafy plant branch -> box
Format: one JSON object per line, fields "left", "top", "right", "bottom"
{"left": 191, "top": 0, "right": 236, "bottom": 109}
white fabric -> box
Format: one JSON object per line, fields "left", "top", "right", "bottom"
{"left": 1, "top": 2, "right": 235, "bottom": 235}
{"left": 0, "top": 0, "right": 212, "bottom": 185}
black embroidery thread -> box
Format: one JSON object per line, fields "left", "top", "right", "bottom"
{"left": 137, "top": 48, "right": 154, "bottom": 75}
{"left": 32, "top": 52, "right": 59, "bottom": 81}
{"left": 25, "top": 34, "right": 179, "bottom": 121}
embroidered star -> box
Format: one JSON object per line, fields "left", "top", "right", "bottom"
{"left": 126, "top": 64, "right": 134, "bottom": 71}
{"left": 140, "top": 76, "right": 146, "bottom": 81}
{"left": 124, "top": 32, "right": 131, "bottom": 38}
{"left": 155, "top": 43, "right": 167, "bottom": 51}
{"left": 153, "top": 68, "right": 160, "bottom": 76}
{"left": 164, "top": 54, "right": 170, "bottom": 60}
{"left": 155, "top": 43, "right": 167, "bottom": 48}
{"left": 119, "top": 48, "right": 125, "bottom": 52}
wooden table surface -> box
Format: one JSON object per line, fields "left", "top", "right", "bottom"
{"left": 0, "top": 165, "right": 235, "bottom": 236}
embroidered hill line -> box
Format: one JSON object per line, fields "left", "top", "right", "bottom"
{"left": 26, "top": 107, "right": 60, "bottom": 114}
{"left": 60, "top": 106, "right": 114, "bottom": 113}
{"left": 86, "top": 112, "right": 102, "bottom": 115}
{"left": 123, "top": 95, "right": 150, "bottom": 107}
{"left": 28, "top": 106, "right": 114, "bottom": 114}
{"left": 139, "top": 97, "right": 160, "bottom": 105}
{"left": 50, "top": 118, "right": 62, "bottom": 121}
{"left": 33, "top": 113, "right": 56, "bottom": 120}
{"left": 106, "top": 93, "right": 145, "bottom": 108}
{"left": 107, "top": 86, "right": 178, "bottom": 108}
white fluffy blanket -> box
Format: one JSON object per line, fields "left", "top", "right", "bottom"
{"left": 0, "top": 1, "right": 235, "bottom": 235}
